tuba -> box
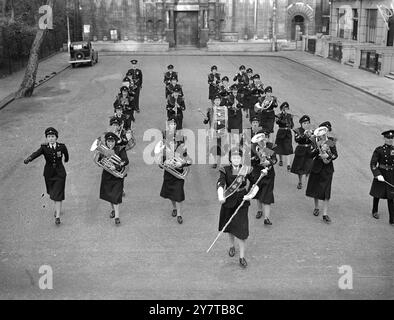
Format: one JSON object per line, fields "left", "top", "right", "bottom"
{"left": 90, "top": 137, "right": 129, "bottom": 178}
{"left": 154, "top": 141, "right": 190, "bottom": 180}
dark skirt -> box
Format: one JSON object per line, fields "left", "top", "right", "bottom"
{"left": 275, "top": 128, "right": 293, "bottom": 155}
{"left": 100, "top": 170, "right": 124, "bottom": 204}
{"left": 260, "top": 110, "right": 275, "bottom": 133}
{"left": 227, "top": 112, "right": 243, "bottom": 133}
{"left": 160, "top": 170, "right": 185, "bottom": 202}
{"left": 45, "top": 175, "right": 66, "bottom": 201}
{"left": 291, "top": 145, "right": 313, "bottom": 175}
{"left": 305, "top": 169, "right": 333, "bottom": 200}
{"left": 218, "top": 200, "right": 249, "bottom": 240}
{"left": 251, "top": 168, "right": 275, "bottom": 204}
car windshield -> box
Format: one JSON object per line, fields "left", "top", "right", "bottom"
{"left": 72, "top": 43, "right": 89, "bottom": 50}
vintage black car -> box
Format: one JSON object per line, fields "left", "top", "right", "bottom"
{"left": 69, "top": 41, "right": 98, "bottom": 68}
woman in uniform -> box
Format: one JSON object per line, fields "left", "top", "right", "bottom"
{"left": 24, "top": 127, "right": 69, "bottom": 225}
{"left": 275, "top": 102, "right": 294, "bottom": 171}
{"left": 255, "top": 86, "right": 278, "bottom": 141}
{"left": 290, "top": 115, "right": 313, "bottom": 190}
{"left": 250, "top": 132, "right": 277, "bottom": 224}
{"left": 159, "top": 118, "right": 192, "bottom": 224}
{"left": 217, "top": 148, "right": 259, "bottom": 268}
{"left": 99, "top": 132, "right": 129, "bottom": 225}
{"left": 305, "top": 121, "right": 338, "bottom": 224}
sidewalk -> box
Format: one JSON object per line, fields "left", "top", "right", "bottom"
{"left": 278, "top": 51, "right": 394, "bottom": 106}
{"left": 0, "top": 51, "right": 70, "bottom": 109}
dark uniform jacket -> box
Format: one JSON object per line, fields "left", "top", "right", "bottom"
{"left": 166, "top": 96, "right": 186, "bottom": 115}
{"left": 164, "top": 71, "right": 178, "bottom": 85}
{"left": 233, "top": 73, "right": 249, "bottom": 87}
{"left": 370, "top": 144, "right": 394, "bottom": 199}
{"left": 126, "top": 68, "right": 143, "bottom": 88}
{"left": 217, "top": 165, "right": 252, "bottom": 209}
{"left": 293, "top": 127, "right": 313, "bottom": 156}
{"left": 113, "top": 95, "right": 136, "bottom": 116}
{"left": 166, "top": 83, "right": 184, "bottom": 98}
{"left": 28, "top": 143, "right": 69, "bottom": 178}
{"left": 309, "top": 137, "right": 338, "bottom": 174}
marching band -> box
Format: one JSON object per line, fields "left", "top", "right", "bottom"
{"left": 22, "top": 59, "right": 393, "bottom": 271}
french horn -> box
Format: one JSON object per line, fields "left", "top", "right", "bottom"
{"left": 154, "top": 141, "right": 190, "bottom": 180}
{"left": 90, "top": 137, "right": 129, "bottom": 178}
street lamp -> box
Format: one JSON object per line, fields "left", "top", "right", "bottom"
{"left": 272, "top": 0, "right": 277, "bottom": 51}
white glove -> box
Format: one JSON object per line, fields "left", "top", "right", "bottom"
{"left": 377, "top": 175, "right": 385, "bottom": 182}
{"left": 217, "top": 187, "right": 225, "bottom": 203}
{"left": 261, "top": 168, "right": 268, "bottom": 175}
{"left": 243, "top": 186, "right": 259, "bottom": 201}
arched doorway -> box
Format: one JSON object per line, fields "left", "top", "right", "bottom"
{"left": 291, "top": 15, "right": 305, "bottom": 40}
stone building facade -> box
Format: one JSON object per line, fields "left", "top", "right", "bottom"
{"left": 78, "top": 0, "right": 327, "bottom": 47}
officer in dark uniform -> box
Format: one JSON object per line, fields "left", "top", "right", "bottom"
{"left": 225, "top": 84, "right": 243, "bottom": 139}
{"left": 208, "top": 65, "right": 221, "bottom": 104}
{"left": 113, "top": 86, "right": 136, "bottom": 130}
{"left": 164, "top": 64, "right": 178, "bottom": 86}
{"left": 369, "top": 130, "right": 394, "bottom": 224}
{"left": 126, "top": 59, "right": 142, "bottom": 112}
{"left": 24, "top": 127, "right": 69, "bottom": 225}
{"left": 247, "top": 74, "right": 265, "bottom": 122}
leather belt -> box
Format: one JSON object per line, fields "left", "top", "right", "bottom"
{"left": 379, "top": 164, "right": 394, "bottom": 170}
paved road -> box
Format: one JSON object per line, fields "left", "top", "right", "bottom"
{"left": 0, "top": 55, "right": 393, "bottom": 299}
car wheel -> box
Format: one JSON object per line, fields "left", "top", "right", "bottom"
{"left": 76, "top": 52, "right": 85, "bottom": 60}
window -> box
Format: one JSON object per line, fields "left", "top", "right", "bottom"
{"left": 352, "top": 9, "right": 358, "bottom": 40}
{"left": 366, "top": 9, "right": 377, "bottom": 43}
{"left": 337, "top": 8, "right": 345, "bottom": 38}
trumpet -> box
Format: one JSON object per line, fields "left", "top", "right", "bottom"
{"left": 154, "top": 141, "right": 190, "bottom": 180}
{"left": 90, "top": 137, "right": 129, "bottom": 178}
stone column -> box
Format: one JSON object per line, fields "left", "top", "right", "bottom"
{"left": 165, "top": 7, "right": 175, "bottom": 47}
{"left": 215, "top": 1, "right": 220, "bottom": 40}
{"left": 200, "top": 9, "right": 209, "bottom": 47}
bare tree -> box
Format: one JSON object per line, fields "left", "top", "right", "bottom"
{"left": 15, "top": 0, "right": 53, "bottom": 98}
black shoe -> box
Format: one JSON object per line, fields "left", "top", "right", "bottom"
{"left": 228, "top": 246, "right": 235, "bottom": 257}
{"left": 55, "top": 217, "right": 61, "bottom": 225}
{"left": 172, "top": 209, "right": 177, "bottom": 217}
{"left": 372, "top": 212, "right": 380, "bottom": 219}
{"left": 264, "top": 218, "right": 272, "bottom": 225}
{"left": 115, "top": 218, "right": 121, "bottom": 225}
{"left": 239, "top": 258, "right": 247, "bottom": 268}
{"left": 297, "top": 182, "right": 302, "bottom": 189}
{"left": 177, "top": 216, "right": 183, "bottom": 224}
{"left": 211, "top": 164, "right": 217, "bottom": 169}
{"left": 110, "top": 210, "right": 115, "bottom": 219}
{"left": 323, "top": 215, "right": 331, "bottom": 224}
{"left": 287, "top": 165, "right": 291, "bottom": 172}
{"left": 256, "top": 211, "right": 263, "bottom": 219}
{"left": 313, "top": 208, "right": 320, "bottom": 216}
{"left": 279, "top": 160, "right": 283, "bottom": 166}
{"left": 136, "top": 109, "right": 140, "bottom": 113}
